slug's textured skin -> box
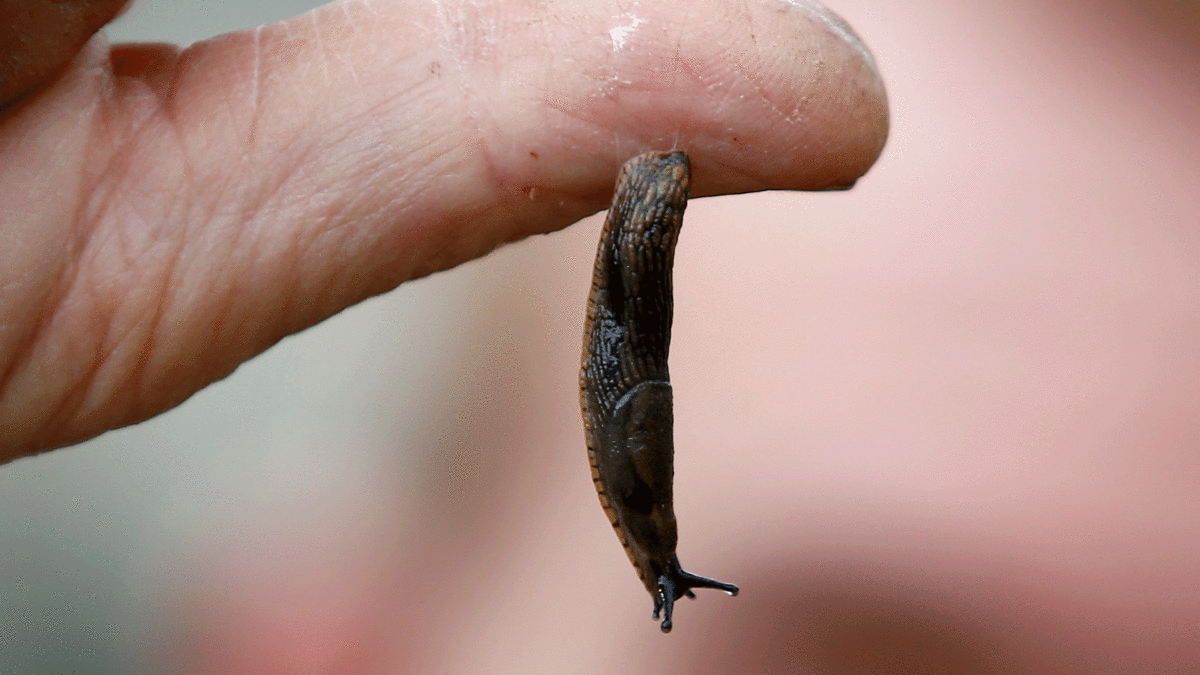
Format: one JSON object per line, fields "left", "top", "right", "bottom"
{"left": 580, "top": 151, "right": 738, "bottom": 633}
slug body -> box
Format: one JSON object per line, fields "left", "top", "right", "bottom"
{"left": 580, "top": 151, "right": 738, "bottom": 633}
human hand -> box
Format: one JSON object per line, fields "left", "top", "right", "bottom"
{"left": 0, "top": 0, "right": 887, "bottom": 460}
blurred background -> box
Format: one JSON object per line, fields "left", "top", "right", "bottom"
{"left": 3, "top": 0, "right": 1200, "bottom": 672}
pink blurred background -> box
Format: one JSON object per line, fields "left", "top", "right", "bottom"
{"left": 2, "top": 0, "right": 1199, "bottom": 672}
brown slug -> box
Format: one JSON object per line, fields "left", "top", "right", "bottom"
{"left": 579, "top": 151, "right": 738, "bottom": 633}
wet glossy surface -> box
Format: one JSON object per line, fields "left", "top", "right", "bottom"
{"left": 579, "top": 151, "right": 737, "bottom": 633}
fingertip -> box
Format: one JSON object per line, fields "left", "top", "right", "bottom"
{"left": 471, "top": 0, "right": 889, "bottom": 198}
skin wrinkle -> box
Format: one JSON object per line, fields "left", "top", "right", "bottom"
{"left": 288, "top": 124, "right": 394, "bottom": 286}
{"left": 33, "top": 343, "right": 97, "bottom": 447}
{"left": 731, "top": 0, "right": 874, "bottom": 164}
{"left": 238, "top": 128, "right": 375, "bottom": 334}
{"left": 77, "top": 147, "right": 182, "bottom": 430}
{"left": 341, "top": 91, "right": 454, "bottom": 281}
{"left": 151, "top": 117, "right": 257, "bottom": 405}
{"left": 249, "top": 26, "right": 262, "bottom": 144}
{"left": 0, "top": 237, "right": 63, "bottom": 426}
{"left": 617, "top": 3, "right": 835, "bottom": 180}
{"left": 0, "top": 303, "right": 56, "bottom": 443}
{"left": 430, "top": 0, "right": 471, "bottom": 77}
{"left": 271, "top": 121, "right": 392, "bottom": 298}
{"left": 215, "top": 24, "right": 328, "bottom": 222}
{"left": 28, "top": 248, "right": 109, "bottom": 443}
{"left": 84, "top": 260, "right": 156, "bottom": 425}
{"left": 229, "top": 28, "right": 352, "bottom": 244}
{"left": 2, "top": 28, "right": 264, "bottom": 447}
{"left": 309, "top": 10, "right": 332, "bottom": 85}
{"left": 19, "top": 87, "right": 126, "bottom": 441}
{"left": 341, "top": 42, "right": 364, "bottom": 89}
{"left": 15, "top": 48, "right": 137, "bottom": 442}
{"left": 425, "top": 0, "right": 515, "bottom": 258}
{"left": 715, "top": 3, "right": 781, "bottom": 134}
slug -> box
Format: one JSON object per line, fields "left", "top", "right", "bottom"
{"left": 579, "top": 151, "right": 738, "bottom": 633}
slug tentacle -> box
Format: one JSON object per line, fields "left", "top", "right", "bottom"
{"left": 579, "top": 151, "right": 738, "bottom": 634}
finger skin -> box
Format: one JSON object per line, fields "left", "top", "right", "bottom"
{"left": 0, "top": 0, "right": 887, "bottom": 459}
{"left": 0, "top": 0, "right": 131, "bottom": 108}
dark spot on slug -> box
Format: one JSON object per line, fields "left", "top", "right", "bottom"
{"left": 579, "top": 151, "right": 738, "bottom": 633}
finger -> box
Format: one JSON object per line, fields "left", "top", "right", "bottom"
{"left": 100, "top": 0, "right": 887, "bottom": 285}
{"left": 0, "top": 0, "right": 886, "bottom": 456}
{"left": 0, "top": 0, "right": 131, "bottom": 108}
